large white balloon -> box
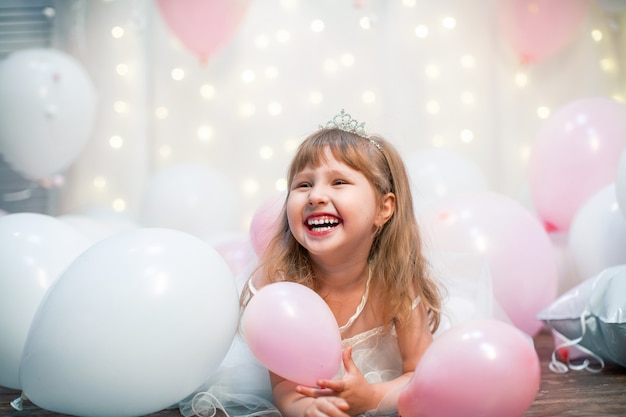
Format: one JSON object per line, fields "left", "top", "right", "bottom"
{"left": 0, "top": 48, "right": 97, "bottom": 180}
{"left": 617, "top": 149, "right": 626, "bottom": 221}
{"left": 405, "top": 149, "right": 489, "bottom": 214}
{"left": 140, "top": 164, "right": 241, "bottom": 237}
{"left": 0, "top": 213, "right": 91, "bottom": 389}
{"left": 19, "top": 228, "right": 240, "bottom": 417}
{"left": 568, "top": 184, "right": 626, "bottom": 281}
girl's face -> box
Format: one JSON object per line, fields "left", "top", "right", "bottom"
{"left": 287, "top": 147, "right": 393, "bottom": 265}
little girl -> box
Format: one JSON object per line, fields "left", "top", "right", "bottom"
{"left": 242, "top": 110, "right": 442, "bottom": 417}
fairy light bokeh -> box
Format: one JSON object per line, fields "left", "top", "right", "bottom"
{"left": 55, "top": 0, "right": 625, "bottom": 233}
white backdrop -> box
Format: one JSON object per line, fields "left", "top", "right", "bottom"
{"left": 52, "top": 0, "right": 624, "bottom": 235}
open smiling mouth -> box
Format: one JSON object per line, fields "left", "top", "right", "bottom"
{"left": 306, "top": 216, "right": 341, "bottom": 232}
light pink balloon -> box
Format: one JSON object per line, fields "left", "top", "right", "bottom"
{"left": 617, "top": 149, "right": 626, "bottom": 221}
{"left": 156, "top": 0, "right": 251, "bottom": 63}
{"left": 529, "top": 98, "right": 626, "bottom": 232}
{"left": 398, "top": 320, "right": 540, "bottom": 417}
{"left": 419, "top": 191, "right": 558, "bottom": 336}
{"left": 241, "top": 282, "right": 342, "bottom": 387}
{"left": 497, "top": 0, "right": 589, "bottom": 64}
{"left": 249, "top": 192, "right": 286, "bottom": 258}
{"left": 205, "top": 233, "right": 256, "bottom": 278}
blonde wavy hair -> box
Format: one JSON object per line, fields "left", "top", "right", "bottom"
{"left": 242, "top": 128, "right": 441, "bottom": 333}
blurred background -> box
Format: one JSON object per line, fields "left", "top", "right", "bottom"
{"left": 0, "top": 0, "right": 625, "bottom": 291}
{"left": 1, "top": 3, "right": 626, "bottom": 399}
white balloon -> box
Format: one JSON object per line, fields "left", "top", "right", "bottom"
{"left": 0, "top": 213, "right": 91, "bottom": 389}
{"left": 0, "top": 48, "right": 97, "bottom": 179}
{"left": 617, "top": 149, "right": 626, "bottom": 221}
{"left": 140, "top": 164, "right": 241, "bottom": 236}
{"left": 405, "top": 149, "right": 489, "bottom": 214}
{"left": 20, "top": 228, "right": 239, "bottom": 417}
{"left": 568, "top": 184, "right": 626, "bottom": 281}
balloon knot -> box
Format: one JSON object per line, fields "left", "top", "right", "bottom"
{"left": 543, "top": 221, "right": 559, "bottom": 233}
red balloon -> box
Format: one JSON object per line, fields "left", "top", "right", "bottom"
{"left": 398, "top": 320, "right": 541, "bottom": 417}
{"left": 156, "top": 0, "right": 251, "bottom": 62}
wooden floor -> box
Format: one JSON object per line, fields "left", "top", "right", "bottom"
{"left": 1, "top": 329, "right": 625, "bottom": 417}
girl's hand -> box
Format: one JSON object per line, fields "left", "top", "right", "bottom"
{"left": 303, "top": 397, "right": 350, "bottom": 417}
{"left": 297, "top": 346, "right": 378, "bottom": 415}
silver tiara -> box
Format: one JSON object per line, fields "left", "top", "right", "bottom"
{"left": 320, "top": 109, "right": 368, "bottom": 138}
{"left": 319, "top": 109, "right": 382, "bottom": 151}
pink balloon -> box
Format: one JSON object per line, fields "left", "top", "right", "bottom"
{"left": 529, "top": 98, "right": 626, "bottom": 232}
{"left": 156, "top": 0, "right": 250, "bottom": 62}
{"left": 497, "top": 0, "right": 589, "bottom": 64}
{"left": 250, "top": 192, "right": 286, "bottom": 258}
{"left": 419, "top": 191, "right": 558, "bottom": 336}
{"left": 617, "top": 149, "right": 626, "bottom": 221}
{"left": 203, "top": 233, "right": 256, "bottom": 280}
{"left": 241, "top": 282, "right": 342, "bottom": 387}
{"left": 398, "top": 320, "right": 540, "bottom": 417}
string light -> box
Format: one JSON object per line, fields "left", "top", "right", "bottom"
{"left": 197, "top": 125, "right": 214, "bottom": 141}
{"left": 109, "top": 135, "right": 123, "bottom": 149}
{"left": 155, "top": 106, "right": 169, "bottom": 119}
{"left": 254, "top": 34, "right": 270, "bottom": 48}
{"left": 112, "top": 198, "right": 126, "bottom": 212}
{"left": 340, "top": 53, "right": 355, "bottom": 66}
{"left": 200, "top": 84, "right": 215, "bottom": 99}
{"left": 460, "top": 54, "right": 476, "bottom": 69}
{"left": 425, "top": 63, "right": 441, "bottom": 78}
{"left": 426, "top": 100, "right": 441, "bottom": 114}
{"left": 66, "top": 3, "right": 618, "bottom": 232}
{"left": 116, "top": 63, "right": 129, "bottom": 76}
{"left": 308, "top": 91, "right": 323, "bottom": 104}
{"left": 111, "top": 26, "right": 124, "bottom": 38}
{"left": 170, "top": 68, "right": 185, "bottom": 81}
{"left": 275, "top": 178, "right": 288, "bottom": 192}
{"left": 442, "top": 16, "right": 456, "bottom": 30}
{"left": 359, "top": 16, "right": 373, "bottom": 30}
{"left": 158, "top": 145, "right": 172, "bottom": 159}
{"left": 242, "top": 70, "right": 256, "bottom": 83}
{"left": 362, "top": 90, "right": 376, "bottom": 104}
{"left": 242, "top": 178, "right": 260, "bottom": 195}
{"left": 537, "top": 106, "right": 550, "bottom": 119}
{"left": 268, "top": 102, "right": 282, "bottom": 115}
{"left": 113, "top": 100, "right": 128, "bottom": 113}
{"left": 415, "top": 25, "right": 429, "bottom": 38}
{"left": 515, "top": 72, "right": 528, "bottom": 87}
{"left": 93, "top": 176, "right": 107, "bottom": 189}
{"left": 310, "top": 19, "right": 324, "bottom": 32}
{"left": 591, "top": 29, "right": 603, "bottom": 42}
{"left": 259, "top": 146, "right": 274, "bottom": 159}
{"left": 239, "top": 102, "right": 256, "bottom": 118}
{"left": 460, "top": 91, "right": 475, "bottom": 105}
{"left": 600, "top": 58, "right": 616, "bottom": 74}
{"left": 460, "top": 129, "right": 474, "bottom": 143}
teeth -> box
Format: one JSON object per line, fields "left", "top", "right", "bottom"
{"left": 307, "top": 217, "right": 339, "bottom": 227}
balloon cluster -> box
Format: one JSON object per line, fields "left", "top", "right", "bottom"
{"left": 0, "top": 213, "right": 240, "bottom": 417}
